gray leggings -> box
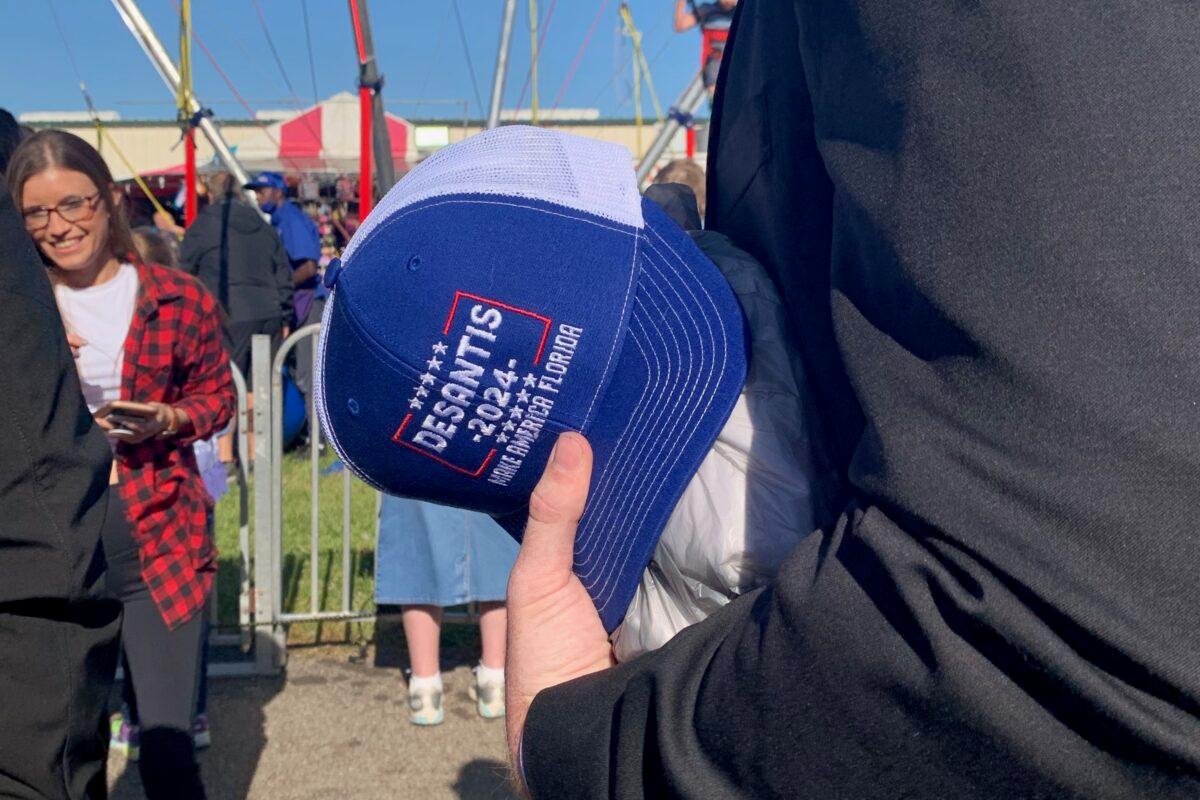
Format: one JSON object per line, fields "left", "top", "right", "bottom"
{"left": 102, "top": 497, "right": 207, "bottom": 800}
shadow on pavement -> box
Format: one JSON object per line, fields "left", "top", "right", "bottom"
{"left": 452, "top": 759, "right": 520, "bottom": 800}
{"left": 109, "top": 669, "right": 285, "bottom": 799}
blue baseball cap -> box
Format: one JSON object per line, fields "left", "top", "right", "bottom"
{"left": 315, "top": 127, "right": 747, "bottom": 632}
{"left": 244, "top": 171, "right": 287, "bottom": 191}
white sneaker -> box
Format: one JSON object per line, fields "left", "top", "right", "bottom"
{"left": 468, "top": 666, "right": 506, "bottom": 719}
{"left": 406, "top": 676, "right": 443, "bottom": 726}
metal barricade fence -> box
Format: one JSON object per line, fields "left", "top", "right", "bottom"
{"left": 206, "top": 361, "right": 254, "bottom": 674}
{"left": 255, "top": 324, "right": 364, "bottom": 672}
{"left": 245, "top": 327, "right": 478, "bottom": 675}
{"left": 273, "top": 324, "right": 366, "bottom": 631}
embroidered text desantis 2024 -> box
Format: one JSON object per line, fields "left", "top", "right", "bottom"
{"left": 392, "top": 290, "right": 583, "bottom": 486}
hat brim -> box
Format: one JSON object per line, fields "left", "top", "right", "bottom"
{"left": 497, "top": 199, "right": 747, "bottom": 632}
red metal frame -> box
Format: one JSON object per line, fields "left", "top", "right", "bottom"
{"left": 184, "top": 127, "right": 197, "bottom": 226}
{"left": 358, "top": 86, "right": 373, "bottom": 219}
{"left": 349, "top": 0, "right": 373, "bottom": 219}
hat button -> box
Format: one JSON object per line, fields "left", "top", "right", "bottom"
{"left": 323, "top": 258, "right": 343, "bottom": 290}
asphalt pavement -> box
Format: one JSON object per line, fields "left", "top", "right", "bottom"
{"left": 107, "top": 645, "right": 520, "bottom": 800}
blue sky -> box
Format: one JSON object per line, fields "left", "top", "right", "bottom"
{"left": 2, "top": 0, "right": 705, "bottom": 121}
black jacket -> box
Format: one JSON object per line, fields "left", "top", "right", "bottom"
{"left": 0, "top": 176, "right": 120, "bottom": 799}
{"left": 522, "top": 1, "right": 1200, "bottom": 797}
{"left": 181, "top": 197, "right": 294, "bottom": 325}
{"left": 0, "top": 180, "right": 112, "bottom": 608}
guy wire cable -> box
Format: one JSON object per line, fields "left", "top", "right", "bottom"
{"left": 45, "top": 0, "right": 170, "bottom": 217}
{"left": 301, "top": 0, "right": 321, "bottom": 107}
{"left": 514, "top": 0, "right": 557, "bottom": 122}
{"left": 550, "top": 0, "right": 610, "bottom": 117}
{"left": 451, "top": 0, "right": 487, "bottom": 120}
{"left": 529, "top": 0, "right": 540, "bottom": 124}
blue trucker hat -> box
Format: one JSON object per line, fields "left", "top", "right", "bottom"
{"left": 244, "top": 171, "right": 287, "bottom": 191}
{"left": 315, "top": 127, "right": 746, "bottom": 631}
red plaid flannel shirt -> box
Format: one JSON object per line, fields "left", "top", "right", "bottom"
{"left": 116, "top": 260, "right": 234, "bottom": 629}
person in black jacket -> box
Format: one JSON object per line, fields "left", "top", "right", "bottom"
{"left": 181, "top": 171, "right": 293, "bottom": 385}
{"left": 0, "top": 108, "right": 23, "bottom": 174}
{"left": 0, "top": 174, "right": 121, "bottom": 797}
{"left": 506, "top": 1, "right": 1200, "bottom": 798}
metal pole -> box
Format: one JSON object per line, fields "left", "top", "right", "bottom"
{"left": 111, "top": 0, "right": 252, "bottom": 190}
{"left": 230, "top": 363, "right": 253, "bottom": 653}
{"left": 184, "top": 128, "right": 197, "bottom": 225}
{"left": 635, "top": 71, "right": 707, "bottom": 186}
{"left": 180, "top": 0, "right": 197, "bottom": 226}
{"left": 358, "top": 84, "right": 374, "bottom": 218}
{"left": 308, "top": 335, "right": 320, "bottom": 617}
{"left": 250, "top": 335, "right": 283, "bottom": 674}
{"left": 487, "top": 0, "right": 519, "bottom": 129}
{"left": 354, "top": 0, "right": 397, "bottom": 194}
{"left": 347, "top": 0, "right": 374, "bottom": 216}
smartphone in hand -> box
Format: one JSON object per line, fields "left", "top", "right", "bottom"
{"left": 96, "top": 401, "right": 157, "bottom": 439}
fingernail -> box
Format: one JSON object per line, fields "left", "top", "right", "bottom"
{"left": 551, "top": 433, "right": 581, "bottom": 470}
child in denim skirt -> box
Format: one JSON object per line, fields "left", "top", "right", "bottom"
{"left": 375, "top": 496, "right": 518, "bottom": 725}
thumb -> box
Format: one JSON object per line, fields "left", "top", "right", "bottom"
{"left": 521, "top": 432, "right": 593, "bottom": 576}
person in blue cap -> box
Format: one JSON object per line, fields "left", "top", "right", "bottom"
{"left": 246, "top": 171, "right": 325, "bottom": 406}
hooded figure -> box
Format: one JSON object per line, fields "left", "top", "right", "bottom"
{"left": 181, "top": 172, "right": 294, "bottom": 382}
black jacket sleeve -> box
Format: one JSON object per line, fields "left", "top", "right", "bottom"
{"left": 0, "top": 177, "right": 121, "bottom": 800}
{"left": 273, "top": 229, "right": 295, "bottom": 323}
{"left": 523, "top": 0, "right": 1200, "bottom": 797}
{"left": 179, "top": 217, "right": 208, "bottom": 277}
{"left": 0, "top": 176, "right": 112, "bottom": 606}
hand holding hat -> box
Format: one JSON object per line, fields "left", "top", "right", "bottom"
{"left": 505, "top": 432, "right": 614, "bottom": 772}
{"left": 313, "top": 124, "right": 748, "bottom": 785}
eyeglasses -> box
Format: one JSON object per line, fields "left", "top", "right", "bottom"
{"left": 22, "top": 192, "right": 102, "bottom": 231}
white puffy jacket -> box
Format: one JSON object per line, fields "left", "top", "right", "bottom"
{"left": 612, "top": 229, "right": 822, "bottom": 661}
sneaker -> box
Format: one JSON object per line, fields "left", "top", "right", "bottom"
{"left": 407, "top": 683, "right": 443, "bottom": 726}
{"left": 109, "top": 712, "right": 140, "bottom": 761}
{"left": 192, "top": 713, "right": 212, "bottom": 750}
{"left": 469, "top": 666, "right": 506, "bottom": 720}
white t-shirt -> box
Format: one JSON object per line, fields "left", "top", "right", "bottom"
{"left": 54, "top": 264, "right": 139, "bottom": 413}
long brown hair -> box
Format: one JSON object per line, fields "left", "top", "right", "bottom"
{"left": 5, "top": 129, "right": 137, "bottom": 266}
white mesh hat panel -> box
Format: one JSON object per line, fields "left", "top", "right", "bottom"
{"left": 343, "top": 126, "right": 643, "bottom": 262}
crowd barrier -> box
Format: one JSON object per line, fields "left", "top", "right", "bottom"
{"left": 205, "top": 361, "right": 254, "bottom": 676}
{"left": 223, "top": 328, "right": 477, "bottom": 676}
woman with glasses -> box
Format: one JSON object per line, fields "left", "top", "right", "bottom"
{"left": 6, "top": 130, "right": 232, "bottom": 800}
